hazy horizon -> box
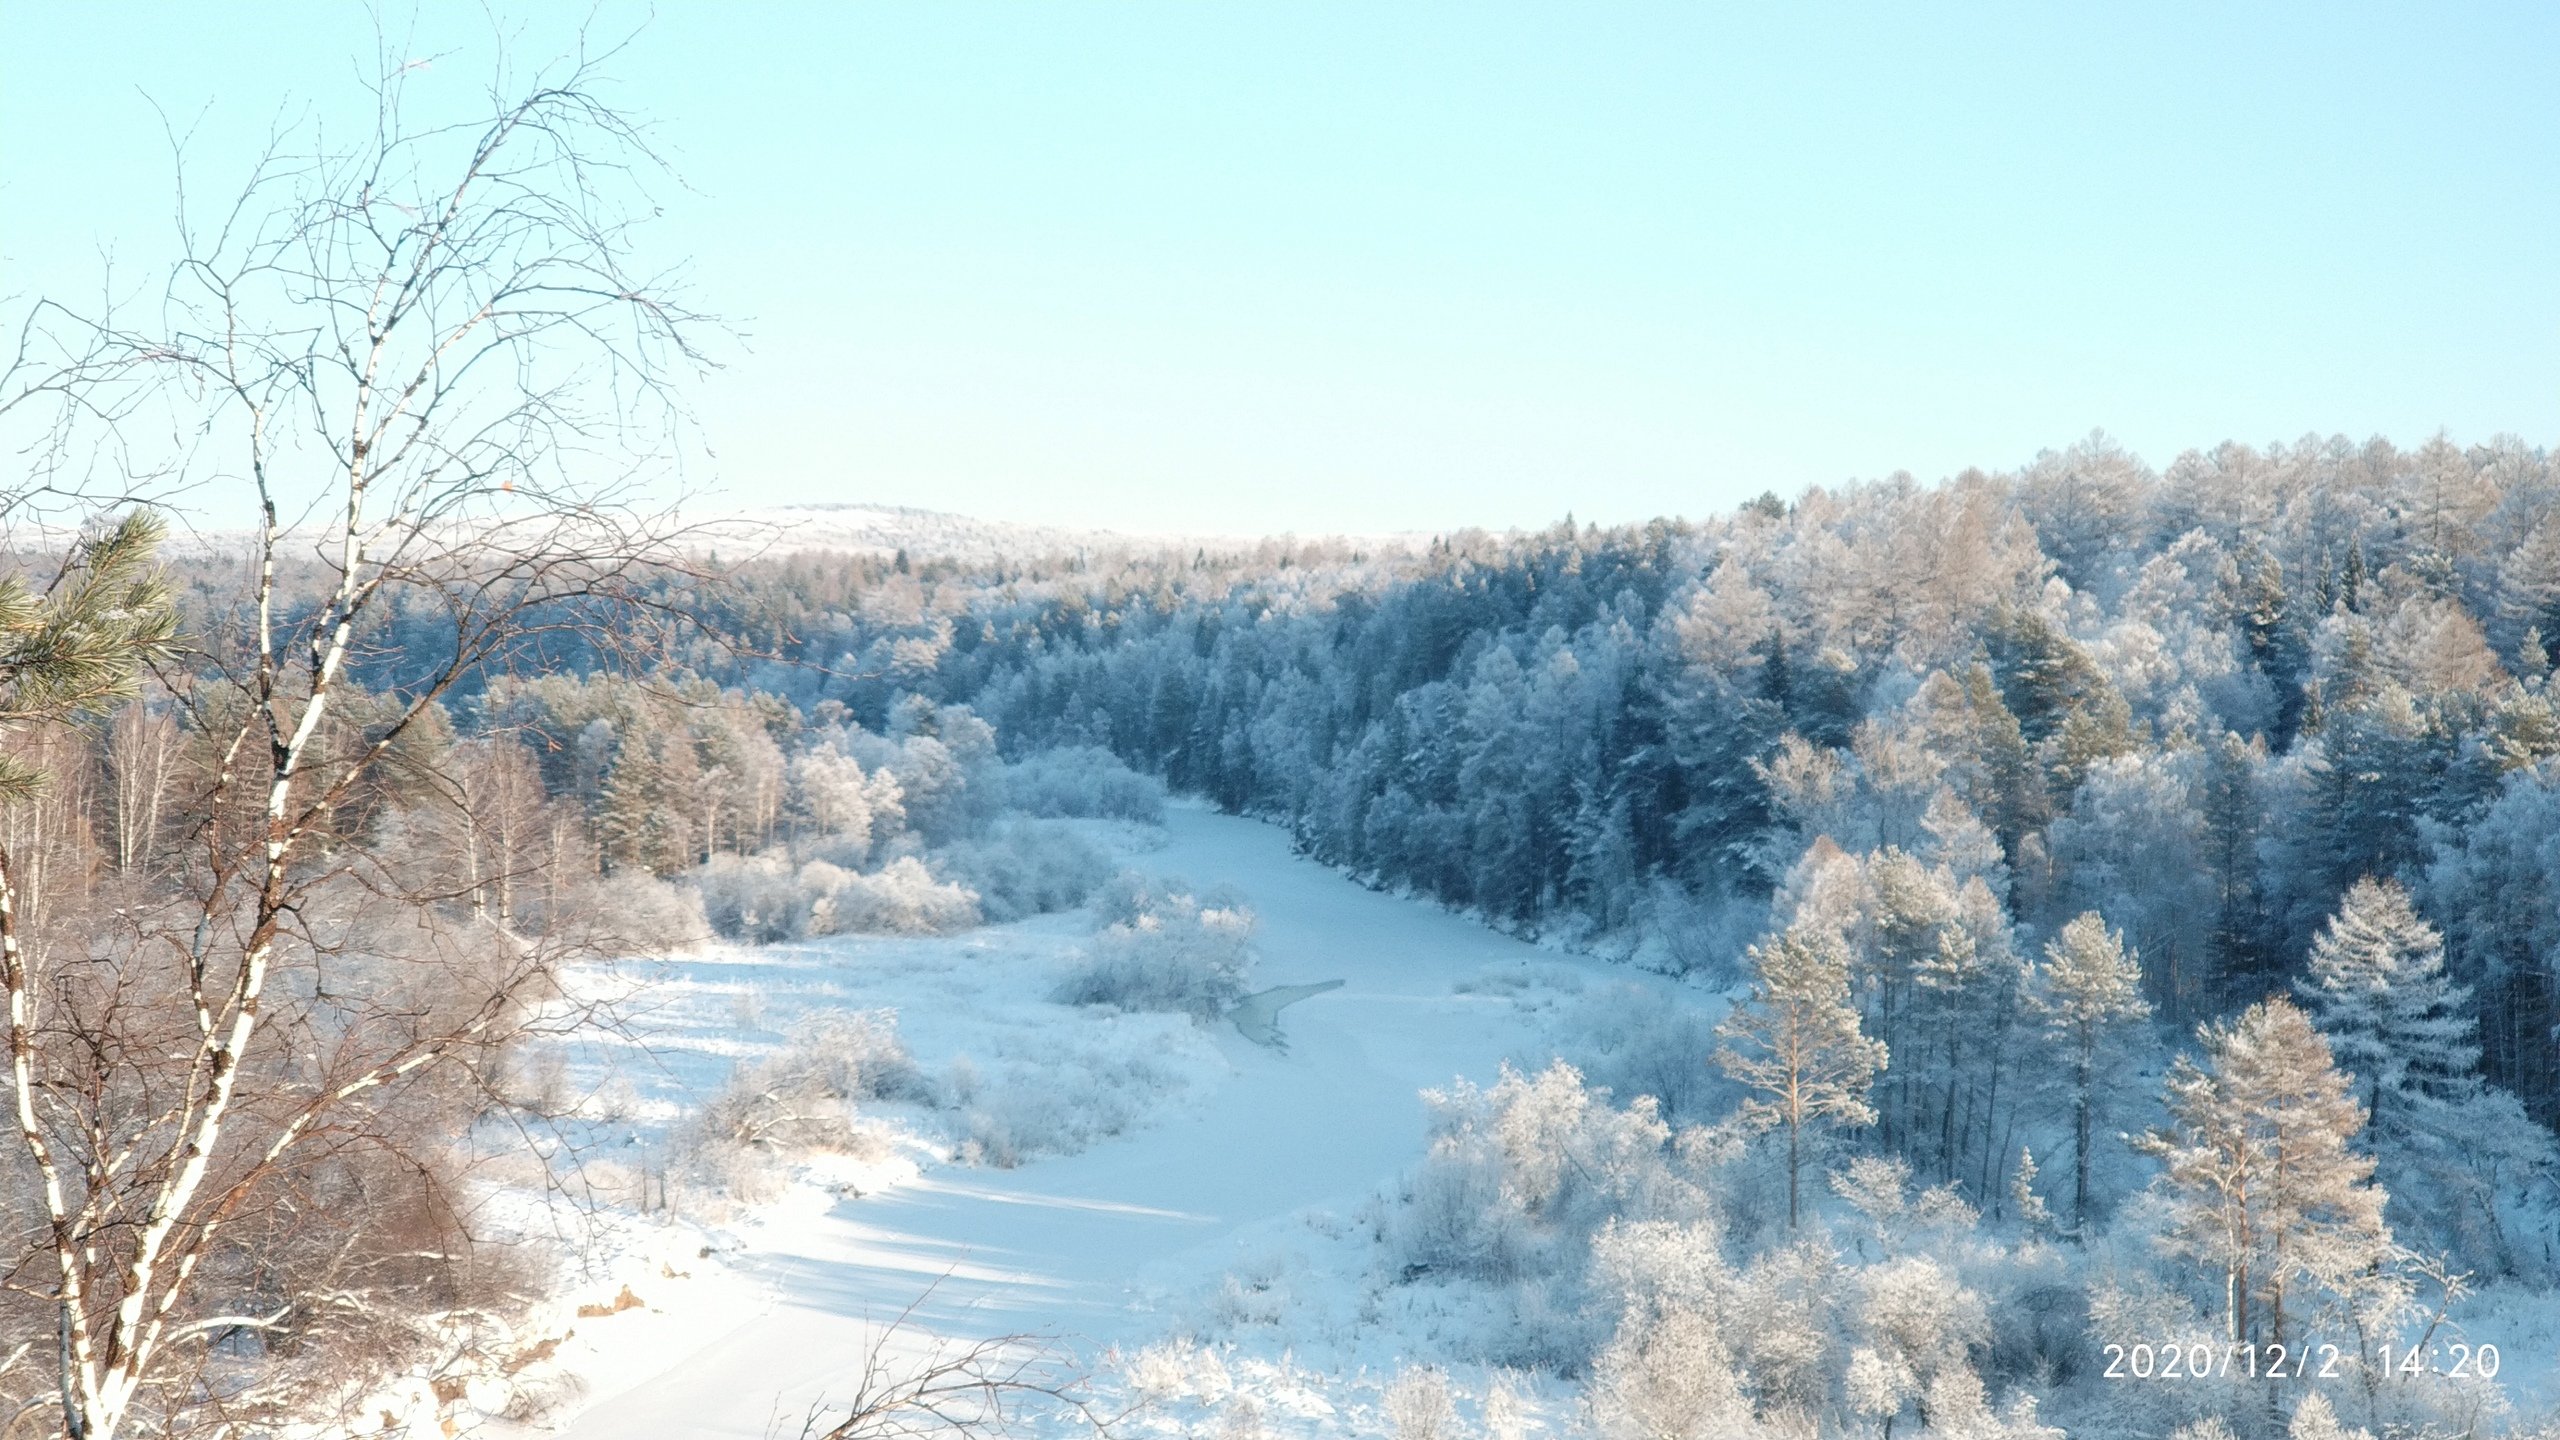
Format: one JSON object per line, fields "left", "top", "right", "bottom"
{"left": 7, "top": 4, "right": 2555, "bottom": 536}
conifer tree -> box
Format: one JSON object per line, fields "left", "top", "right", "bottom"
{"left": 2299, "top": 877, "right": 2552, "bottom": 1256}
{"left": 2199, "top": 730, "right": 2269, "bottom": 1007}
{"left": 2141, "top": 998, "right": 2388, "bottom": 1348}
{"left": 2010, "top": 1147, "right": 2053, "bottom": 1238}
{"left": 2498, "top": 519, "right": 2560, "bottom": 668}
{"left": 1960, "top": 663, "right": 2049, "bottom": 859}
{"left": 2222, "top": 541, "right": 2308, "bottom": 743}
{"left": 1987, "top": 606, "right": 2104, "bottom": 748}
{"left": 1717, "top": 922, "right": 1888, "bottom": 1229}
{"left": 0, "top": 512, "right": 178, "bottom": 789}
{"left": 2298, "top": 879, "right": 2471, "bottom": 1150}
{"left": 2031, "top": 912, "right": 2150, "bottom": 1234}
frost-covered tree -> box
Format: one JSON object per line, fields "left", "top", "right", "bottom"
{"left": 2044, "top": 749, "right": 2209, "bottom": 1017}
{"left": 2298, "top": 877, "right": 2553, "bottom": 1263}
{"left": 2197, "top": 728, "right": 2272, "bottom": 1006}
{"left": 1586, "top": 1222, "right": 1759, "bottom": 1436}
{"left": 2423, "top": 759, "right": 2560, "bottom": 1117}
{"left": 2009, "top": 1148, "right": 2053, "bottom": 1238}
{"left": 1849, "top": 1256, "right": 1989, "bottom": 1435}
{"left": 2141, "top": 999, "right": 2389, "bottom": 1347}
{"left": 2298, "top": 879, "right": 2471, "bottom": 1149}
{"left": 1717, "top": 923, "right": 1887, "bottom": 1229}
{"left": 1588, "top": 1304, "right": 1755, "bottom": 1440}
{"left": 2287, "top": 1391, "right": 2375, "bottom": 1440}
{"left": 1787, "top": 843, "right": 2021, "bottom": 1192}
{"left": 2030, "top": 912, "right": 2150, "bottom": 1234}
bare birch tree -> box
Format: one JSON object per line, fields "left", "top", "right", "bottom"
{"left": 0, "top": 36, "right": 710, "bottom": 1439}
{"left": 102, "top": 704, "right": 179, "bottom": 877}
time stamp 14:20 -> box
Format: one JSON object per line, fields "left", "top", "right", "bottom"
{"left": 2103, "top": 1342, "right": 2503, "bottom": 1382}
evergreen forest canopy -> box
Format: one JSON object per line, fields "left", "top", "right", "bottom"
{"left": 674, "top": 430, "right": 2560, "bottom": 1092}
{"left": 14, "top": 426, "right": 2560, "bottom": 1435}
{"left": 523, "top": 427, "right": 2560, "bottom": 1288}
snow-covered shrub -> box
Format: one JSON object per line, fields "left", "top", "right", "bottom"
{"left": 1004, "top": 744, "right": 1168, "bottom": 823}
{"left": 1853, "top": 1255, "right": 1989, "bottom": 1394}
{"left": 1382, "top": 1367, "right": 1459, "bottom": 1440}
{"left": 1088, "top": 870, "right": 1242, "bottom": 927}
{"left": 805, "top": 856, "right": 982, "bottom": 935}
{"left": 1053, "top": 875, "right": 1256, "bottom": 1018}
{"left": 698, "top": 851, "right": 981, "bottom": 941}
{"left": 1829, "top": 1154, "right": 1979, "bottom": 1258}
{"left": 1588, "top": 1305, "right": 1753, "bottom": 1440}
{"left": 1119, "top": 1338, "right": 1234, "bottom": 1405}
{"left": 675, "top": 1011, "right": 922, "bottom": 1197}
{"left": 1555, "top": 984, "right": 1728, "bottom": 1122}
{"left": 932, "top": 820, "right": 1113, "bottom": 922}
{"left": 1589, "top": 1217, "right": 1735, "bottom": 1330}
{"left": 948, "top": 1042, "right": 1183, "bottom": 1167}
{"left": 560, "top": 872, "right": 710, "bottom": 955}
{"left": 1390, "top": 1061, "right": 1695, "bottom": 1285}
{"left": 787, "top": 747, "right": 905, "bottom": 863}
{"left": 1629, "top": 878, "right": 1759, "bottom": 982}
{"left": 2287, "top": 1393, "right": 2372, "bottom": 1440}
{"left": 696, "top": 852, "right": 812, "bottom": 943}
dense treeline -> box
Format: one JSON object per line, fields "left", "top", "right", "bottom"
{"left": 22, "top": 430, "right": 2560, "bottom": 1434}
{"left": 556, "top": 430, "right": 2560, "bottom": 1437}
{"left": 677, "top": 434, "right": 2560, "bottom": 1123}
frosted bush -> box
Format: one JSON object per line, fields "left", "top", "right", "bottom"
{"left": 1092, "top": 870, "right": 1248, "bottom": 928}
{"left": 1483, "top": 1374, "right": 1531, "bottom": 1440}
{"left": 1557, "top": 985, "right": 1726, "bottom": 1121}
{"left": 951, "top": 1044, "right": 1179, "bottom": 1166}
{"left": 804, "top": 855, "right": 983, "bottom": 935}
{"left": 1395, "top": 1141, "right": 1528, "bottom": 1280}
{"left": 1588, "top": 1304, "right": 1753, "bottom": 1440}
{"left": 932, "top": 821, "right": 1113, "bottom": 922}
{"left": 696, "top": 852, "right": 811, "bottom": 943}
{"left": 697, "top": 851, "right": 979, "bottom": 941}
{"left": 1053, "top": 876, "right": 1256, "bottom": 1018}
{"left": 1830, "top": 1154, "right": 1978, "bottom": 1256}
{"left": 2287, "top": 1392, "right": 2373, "bottom": 1440}
{"left": 1004, "top": 744, "right": 1168, "bottom": 823}
{"left": 1590, "top": 1217, "right": 1734, "bottom": 1327}
{"left": 564, "top": 872, "right": 711, "bottom": 955}
{"left": 1382, "top": 1367, "right": 1458, "bottom": 1440}
{"left": 1120, "top": 1338, "right": 1232, "bottom": 1403}
{"left": 675, "top": 1011, "right": 921, "bottom": 1194}
{"left": 1219, "top": 1398, "right": 1265, "bottom": 1440}
{"left": 1126, "top": 1332, "right": 1233, "bottom": 1404}
{"left": 1392, "top": 1062, "right": 1694, "bottom": 1285}
{"left": 1854, "top": 1255, "right": 1989, "bottom": 1391}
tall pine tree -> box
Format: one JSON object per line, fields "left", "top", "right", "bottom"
{"left": 1717, "top": 922, "right": 1889, "bottom": 1230}
{"left": 2031, "top": 913, "right": 2150, "bottom": 1235}
{"left": 2141, "top": 998, "right": 2388, "bottom": 1349}
{"left": 2299, "top": 878, "right": 2553, "bottom": 1264}
{"left": 2297, "top": 879, "right": 2472, "bottom": 1152}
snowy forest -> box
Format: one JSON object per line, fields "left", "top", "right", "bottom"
{"left": 14, "top": 422, "right": 2560, "bottom": 1439}
{"left": 9, "top": 19, "right": 2560, "bottom": 1440}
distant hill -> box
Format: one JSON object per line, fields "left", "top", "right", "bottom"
{"left": 681, "top": 503, "right": 1158, "bottom": 563}
{"left": 7, "top": 499, "right": 1423, "bottom": 568}
{"left": 680, "top": 502, "right": 1421, "bottom": 565}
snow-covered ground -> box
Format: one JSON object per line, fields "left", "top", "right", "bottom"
{"left": 483, "top": 804, "right": 1673, "bottom": 1438}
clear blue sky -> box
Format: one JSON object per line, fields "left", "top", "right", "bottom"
{"left": 5, "top": 4, "right": 2556, "bottom": 535}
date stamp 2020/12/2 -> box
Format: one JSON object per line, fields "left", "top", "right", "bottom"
{"left": 2103, "top": 1342, "right": 2502, "bottom": 1382}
